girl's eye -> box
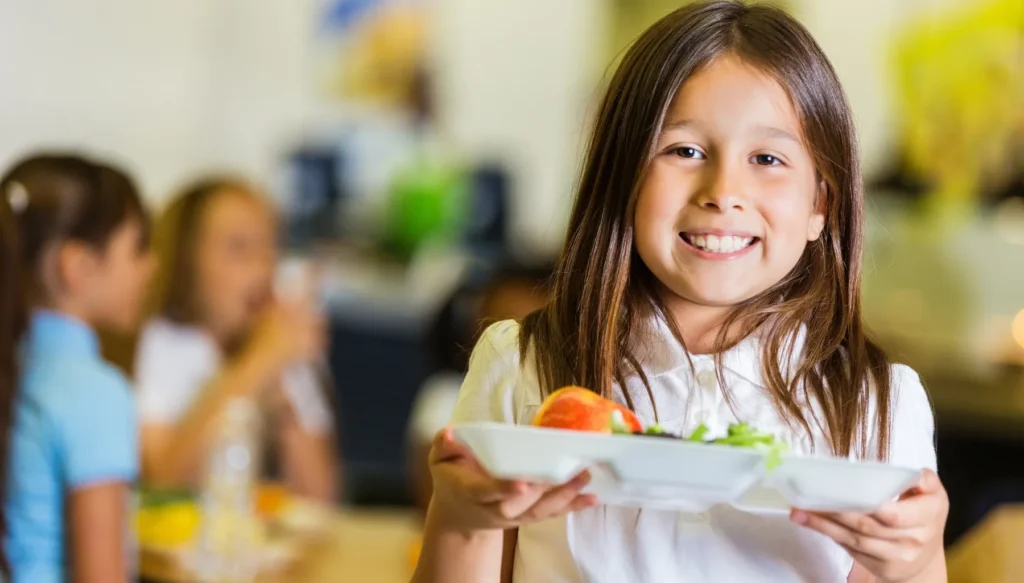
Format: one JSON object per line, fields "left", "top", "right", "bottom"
{"left": 753, "top": 154, "right": 783, "bottom": 166}
{"left": 671, "top": 147, "right": 705, "bottom": 160}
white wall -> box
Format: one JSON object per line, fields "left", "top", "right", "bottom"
{"left": 0, "top": 0, "right": 316, "bottom": 205}
{"left": 432, "top": 0, "right": 607, "bottom": 258}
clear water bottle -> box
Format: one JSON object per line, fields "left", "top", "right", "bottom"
{"left": 196, "top": 398, "right": 261, "bottom": 583}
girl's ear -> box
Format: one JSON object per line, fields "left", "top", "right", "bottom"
{"left": 807, "top": 179, "right": 827, "bottom": 242}
{"left": 55, "top": 241, "right": 101, "bottom": 297}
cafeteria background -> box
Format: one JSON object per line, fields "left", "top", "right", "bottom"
{"left": 1, "top": 0, "right": 1022, "bottom": 580}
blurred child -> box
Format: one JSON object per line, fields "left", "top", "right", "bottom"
{"left": 408, "top": 263, "right": 552, "bottom": 513}
{"left": 1, "top": 154, "right": 154, "bottom": 583}
{"left": 135, "top": 177, "right": 339, "bottom": 502}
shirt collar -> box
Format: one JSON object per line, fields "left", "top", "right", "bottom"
{"left": 637, "top": 314, "right": 807, "bottom": 385}
{"left": 25, "top": 310, "right": 100, "bottom": 358}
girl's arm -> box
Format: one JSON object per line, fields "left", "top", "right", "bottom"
{"left": 142, "top": 352, "right": 282, "bottom": 488}
{"left": 275, "top": 407, "right": 339, "bottom": 502}
{"left": 411, "top": 431, "right": 596, "bottom": 583}
{"left": 68, "top": 482, "right": 130, "bottom": 583}
{"left": 141, "top": 303, "right": 323, "bottom": 489}
{"left": 411, "top": 503, "right": 506, "bottom": 583}
{"left": 848, "top": 563, "right": 875, "bottom": 583}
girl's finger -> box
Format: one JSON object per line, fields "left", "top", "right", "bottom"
{"left": 815, "top": 511, "right": 904, "bottom": 541}
{"left": 906, "top": 469, "right": 942, "bottom": 496}
{"left": 430, "top": 428, "right": 473, "bottom": 463}
{"left": 443, "top": 462, "right": 526, "bottom": 503}
{"left": 488, "top": 483, "right": 549, "bottom": 519}
{"left": 522, "top": 471, "right": 594, "bottom": 520}
{"left": 872, "top": 490, "right": 946, "bottom": 531}
{"left": 568, "top": 493, "right": 600, "bottom": 512}
{"left": 486, "top": 470, "right": 591, "bottom": 521}
{"left": 791, "top": 510, "right": 902, "bottom": 561}
{"left": 886, "top": 469, "right": 944, "bottom": 506}
{"left": 841, "top": 545, "right": 885, "bottom": 575}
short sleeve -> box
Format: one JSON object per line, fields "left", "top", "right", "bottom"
{"left": 57, "top": 369, "right": 138, "bottom": 488}
{"left": 449, "top": 320, "right": 525, "bottom": 426}
{"left": 885, "top": 364, "right": 937, "bottom": 471}
{"left": 135, "top": 319, "right": 221, "bottom": 424}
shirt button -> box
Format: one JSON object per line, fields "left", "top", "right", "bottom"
{"left": 696, "top": 369, "right": 717, "bottom": 390}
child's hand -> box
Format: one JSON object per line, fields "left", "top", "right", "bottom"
{"left": 791, "top": 469, "right": 948, "bottom": 583}
{"left": 428, "top": 428, "right": 598, "bottom": 533}
{"left": 248, "top": 301, "right": 326, "bottom": 369}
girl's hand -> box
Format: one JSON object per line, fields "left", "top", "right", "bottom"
{"left": 791, "top": 469, "right": 948, "bottom": 583}
{"left": 247, "top": 301, "right": 326, "bottom": 370}
{"left": 429, "top": 428, "right": 598, "bottom": 533}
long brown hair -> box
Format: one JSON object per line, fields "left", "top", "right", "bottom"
{"left": 0, "top": 174, "right": 22, "bottom": 578}
{"left": 0, "top": 153, "right": 148, "bottom": 576}
{"left": 521, "top": 1, "right": 892, "bottom": 460}
{"left": 146, "top": 176, "right": 255, "bottom": 326}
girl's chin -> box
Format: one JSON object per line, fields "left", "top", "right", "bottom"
{"left": 661, "top": 286, "right": 758, "bottom": 310}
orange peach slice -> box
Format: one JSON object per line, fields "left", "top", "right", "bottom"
{"left": 531, "top": 386, "right": 642, "bottom": 433}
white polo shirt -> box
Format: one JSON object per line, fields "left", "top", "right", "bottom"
{"left": 135, "top": 318, "right": 334, "bottom": 435}
{"left": 449, "top": 319, "right": 937, "bottom": 583}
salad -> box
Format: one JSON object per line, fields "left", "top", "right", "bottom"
{"left": 610, "top": 412, "right": 788, "bottom": 470}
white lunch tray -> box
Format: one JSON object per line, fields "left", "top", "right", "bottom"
{"left": 453, "top": 422, "right": 921, "bottom": 513}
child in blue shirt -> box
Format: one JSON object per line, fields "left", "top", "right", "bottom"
{"left": 0, "top": 154, "right": 154, "bottom": 583}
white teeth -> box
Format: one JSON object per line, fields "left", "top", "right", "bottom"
{"left": 686, "top": 233, "right": 755, "bottom": 254}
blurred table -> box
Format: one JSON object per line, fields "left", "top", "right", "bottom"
{"left": 948, "top": 504, "right": 1024, "bottom": 583}
{"left": 140, "top": 508, "right": 421, "bottom": 583}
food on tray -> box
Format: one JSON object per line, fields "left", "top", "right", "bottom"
{"left": 622, "top": 421, "right": 777, "bottom": 445}
{"left": 531, "top": 386, "right": 643, "bottom": 433}
{"left": 645, "top": 422, "right": 789, "bottom": 470}
{"left": 137, "top": 484, "right": 295, "bottom": 552}
{"left": 136, "top": 501, "right": 202, "bottom": 549}
{"left": 256, "top": 483, "right": 291, "bottom": 519}
{"left": 532, "top": 387, "right": 788, "bottom": 469}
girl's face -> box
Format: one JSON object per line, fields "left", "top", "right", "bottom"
{"left": 194, "top": 189, "right": 277, "bottom": 342}
{"left": 87, "top": 218, "right": 155, "bottom": 332}
{"left": 634, "top": 53, "right": 825, "bottom": 313}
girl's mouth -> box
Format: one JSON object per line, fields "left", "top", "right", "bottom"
{"left": 679, "top": 232, "right": 760, "bottom": 257}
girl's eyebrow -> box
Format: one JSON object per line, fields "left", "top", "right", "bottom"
{"left": 751, "top": 124, "right": 801, "bottom": 144}
{"left": 662, "top": 119, "right": 698, "bottom": 132}
{"left": 661, "top": 119, "right": 801, "bottom": 145}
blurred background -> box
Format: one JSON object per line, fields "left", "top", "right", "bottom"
{"left": 1, "top": 0, "right": 1022, "bottom": 580}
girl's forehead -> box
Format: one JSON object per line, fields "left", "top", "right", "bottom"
{"left": 201, "top": 189, "right": 274, "bottom": 230}
{"left": 663, "top": 54, "right": 802, "bottom": 140}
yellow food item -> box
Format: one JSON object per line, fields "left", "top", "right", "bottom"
{"left": 136, "top": 502, "right": 202, "bottom": 548}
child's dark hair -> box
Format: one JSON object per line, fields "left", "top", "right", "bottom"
{"left": 430, "top": 261, "right": 553, "bottom": 373}
{"left": 0, "top": 152, "right": 148, "bottom": 576}
{"left": 522, "top": 1, "right": 893, "bottom": 460}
